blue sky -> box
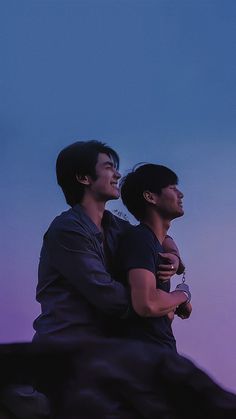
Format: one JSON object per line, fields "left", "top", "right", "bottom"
{"left": 1, "top": 0, "right": 236, "bottom": 391}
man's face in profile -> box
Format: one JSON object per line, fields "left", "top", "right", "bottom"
{"left": 156, "top": 184, "right": 184, "bottom": 220}
{"left": 88, "top": 153, "right": 121, "bottom": 202}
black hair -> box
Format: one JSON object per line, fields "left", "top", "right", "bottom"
{"left": 56, "top": 140, "right": 119, "bottom": 206}
{"left": 120, "top": 164, "right": 178, "bottom": 220}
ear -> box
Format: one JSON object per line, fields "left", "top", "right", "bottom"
{"left": 76, "top": 174, "right": 91, "bottom": 186}
{"left": 143, "top": 191, "right": 158, "bottom": 204}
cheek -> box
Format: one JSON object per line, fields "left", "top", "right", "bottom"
{"left": 100, "top": 174, "right": 111, "bottom": 184}
{"left": 169, "top": 193, "right": 178, "bottom": 202}
{"left": 163, "top": 194, "right": 175, "bottom": 202}
{"left": 166, "top": 196, "right": 177, "bottom": 207}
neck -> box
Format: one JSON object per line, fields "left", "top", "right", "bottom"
{"left": 80, "top": 196, "right": 106, "bottom": 229}
{"left": 142, "top": 212, "right": 170, "bottom": 244}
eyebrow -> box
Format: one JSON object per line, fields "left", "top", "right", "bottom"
{"left": 102, "top": 160, "right": 116, "bottom": 168}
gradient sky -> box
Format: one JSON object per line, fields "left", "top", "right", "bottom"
{"left": 1, "top": 0, "right": 236, "bottom": 392}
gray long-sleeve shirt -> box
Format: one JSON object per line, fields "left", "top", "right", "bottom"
{"left": 33, "top": 204, "right": 132, "bottom": 343}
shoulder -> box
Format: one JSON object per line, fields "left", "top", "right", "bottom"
{"left": 122, "top": 224, "right": 156, "bottom": 245}
{"left": 43, "top": 208, "right": 96, "bottom": 253}
{"left": 117, "top": 224, "right": 159, "bottom": 273}
{"left": 104, "top": 210, "right": 132, "bottom": 235}
{"left": 48, "top": 208, "right": 82, "bottom": 231}
{"left": 45, "top": 207, "right": 93, "bottom": 243}
{"left": 118, "top": 224, "right": 160, "bottom": 259}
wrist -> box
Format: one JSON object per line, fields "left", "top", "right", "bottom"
{"left": 182, "top": 291, "right": 190, "bottom": 304}
{"left": 175, "top": 283, "right": 191, "bottom": 303}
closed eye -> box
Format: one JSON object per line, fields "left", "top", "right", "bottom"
{"left": 103, "top": 162, "right": 115, "bottom": 169}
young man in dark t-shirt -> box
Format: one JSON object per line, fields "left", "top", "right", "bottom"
{"left": 117, "top": 164, "right": 192, "bottom": 351}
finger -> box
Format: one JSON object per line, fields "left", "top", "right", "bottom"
{"left": 159, "top": 252, "right": 179, "bottom": 262}
{"left": 157, "top": 274, "right": 173, "bottom": 279}
{"left": 158, "top": 278, "right": 172, "bottom": 283}
{"left": 158, "top": 264, "right": 177, "bottom": 271}
{"left": 158, "top": 265, "right": 174, "bottom": 271}
{"left": 157, "top": 270, "right": 175, "bottom": 277}
{"left": 177, "top": 309, "right": 191, "bottom": 318}
{"left": 158, "top": 252, "right": 173, "bottom": 259}
{"left": 157, "top": 273, "right": 173, "bottom": 279}
{"left": 178, "top": 313, "right": 188, "bottom": 319}
{"left": 158, "top": 278, "right": 171, "bottom": 283}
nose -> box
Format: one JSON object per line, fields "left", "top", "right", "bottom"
{"left": 115, "top": 169, "right": 121, "bottom": 179}
{"left": 178, "top": 189, "right": 184, "bottom": 198}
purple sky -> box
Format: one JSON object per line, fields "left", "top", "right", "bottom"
{"left": 1, "top": 0, "right": 236, "bottom": 392}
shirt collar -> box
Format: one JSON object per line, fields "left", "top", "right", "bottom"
{"left": 72, "top": 204, "right": 112, "bottom": 243}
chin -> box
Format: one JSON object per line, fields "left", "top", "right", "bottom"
{"left": 109, "top": 193, "right": 120, "bottom": 200}
{"left": 170, "top": 209, "right": 184, "bottom": 219}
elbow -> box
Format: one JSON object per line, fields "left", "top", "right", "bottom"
{"left": 133, "top": 304, "right": 151, "bottom": 317}
{"left": 133, "top": 301, "right": 162, "bottom": 318}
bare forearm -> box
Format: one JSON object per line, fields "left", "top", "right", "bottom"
{"left": 131, "top": 288, "right": 188, "bottom": 317}
{"left": 147, "top": 289, "right": 188, "bottom": 316}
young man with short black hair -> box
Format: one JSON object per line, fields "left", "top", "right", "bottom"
{"left": 117, "top": 163, "right": 192, "bottom": 351}
{"left": 33, "top": 141, "right": 186, "bottom": 343}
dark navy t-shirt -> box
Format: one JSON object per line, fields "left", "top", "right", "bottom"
{"left": 116, "top": 223, "right": 176, "bottom": 352}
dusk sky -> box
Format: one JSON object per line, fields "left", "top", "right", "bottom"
{"left": 1, "top": 0, "right": 236, "bottom": 392}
